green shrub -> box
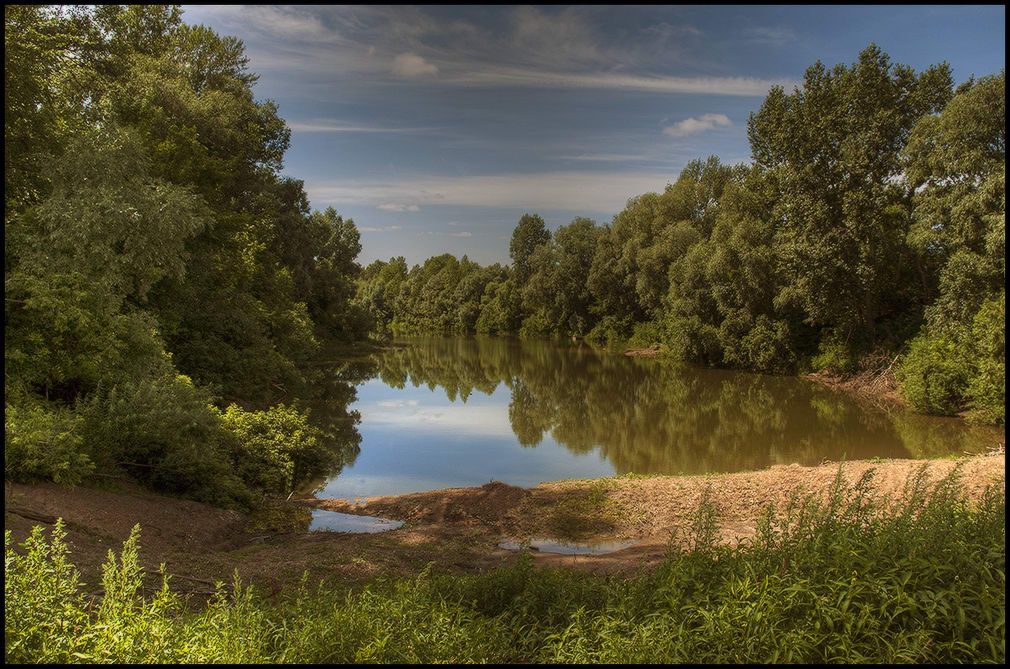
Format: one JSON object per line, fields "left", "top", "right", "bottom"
{"left": 627, "top": 320, "right": 665, "bottom": 348}
{"left": 897, "top": 326, "right": 971, "bottom": 416}
{"left": 219, "top": 403, "right": 330, "bottom": 497}
{"left": 586, "top": 315, "right": 633, "bottom": 350}
{"left": 663, "top": 314, "right": 722, "bottom": 364}
{"left": 4, "top": 400, "right": 91, "bottom": 485}
{"left": 518, "top": 312, "right": 553, "bottom": 338}
{"left": 811, "top": 332, "right": 863, "bottom": 374}
{"left": 967, "top": 293, "right": 1005, "bottom": 424}
{"left": 898, "top": 292, "right": 1005, "bottom": 424}
{"left": 720, "top": 312, "right": 796, "bottom": 374}
{"left": 76, "top": 374, "right": 251, "bottom": 507}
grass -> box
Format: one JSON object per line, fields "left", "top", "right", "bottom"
{"left": 522, "top": 479, "right": 628, "bottom": 541}
{"left": 5, "top": 464, "right": 1005, "bottom": 663}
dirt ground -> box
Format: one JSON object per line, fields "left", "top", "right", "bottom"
{"left": 6, "top": 455, "right": 1005, "bottom": 595}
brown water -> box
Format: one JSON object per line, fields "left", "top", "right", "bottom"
{"left": 302, "top": 336, "right": 1003, "bottom": 499}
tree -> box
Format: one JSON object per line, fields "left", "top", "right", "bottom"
{"left": 898, "top": 72, "right": 1005, "bottom": 422}
{"left": 509, "top": 213, "right": 551, "bottom": 288}
{"left": 749, "top": 44, "right": 953, "bottom": 348}
{"left": 523, "top": 217, "right": 602, "bottom": 335}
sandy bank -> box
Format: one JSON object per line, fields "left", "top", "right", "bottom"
{"left": 6, "top": 454, "right": 1004, "bottom": 587}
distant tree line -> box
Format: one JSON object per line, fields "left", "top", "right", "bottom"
{"left": 5, "top": 6, "right": 370, "bottom": 505}
{"left": 358, "top": 46, "right": 1004, "bottom": 424}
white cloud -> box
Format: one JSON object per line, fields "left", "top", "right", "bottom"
{"left": 360, "top": 402, "right": 515, "bottom": 438}
{"left": 449, "top": 231, "right": 473, "bottom": 237}
{"left": 392, "top": 52, "right": 439, "bottom": 77}
{"left": 377, "top": 203, "right": 420, "bottom": 212}
{"left": 185, "top": 6, "right": 798, "bottom": 96}
{"left": 288, "top": 121, "right": 437, "bottom": 133}
{"left": 358, "top": 225, "right": 403, "bottom": 232}
{"left": 307, "top": 170, "right": 677, "bottom": 213}
{"left": 746, "top": 26, "right": 799, "bottom": 46}
{"left": 191, "top": 5, "right": 338, "bottom": 43}
{"left": 451, "top": 69, "right": 792, "bottom": 96}
{"left": 558, "top": 153, "right": 666, "bottom": 163}
{"left": 663, "top": 113, "right": 733, "bottom": 137}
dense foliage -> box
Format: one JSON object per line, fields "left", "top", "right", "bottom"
{"left": 6, "top": 467, "right": 1004, "bottom": 663}
{"left": 362, "top": 48, "right": 1004, "bottom": 424}
{"left": 4, "top": 6, "right": 368, "bottom": 504}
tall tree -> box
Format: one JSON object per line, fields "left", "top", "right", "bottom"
{"left": 749, "top": 44, "right": 953, "bottom": 347}
{"left": 509, "top": 213, "right": 551, "bottom": 288}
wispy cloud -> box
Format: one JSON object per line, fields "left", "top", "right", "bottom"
{"left": 358, "top": 224, "right": 403, "bottom": 232}
{"left": 308, "top": 171, "right": 676, "bottom": 213}
{"left": 663, "top": 113, "right": 732, "bottom": 137}
{"left": 558, "top": 152, "right": 673, "bottom": 163}
{"left": 288, "top": 120, "right": 438, "bottom": 134}
{"left": 392, "top": 52, "right": 439, "bottom": 77}
{"left": 186, "top": 6, "right": 799, "bottom": 96}
{"left": 376, "top": 204, "right": 420, "bottom": 212}
{"left": 449, "top": 69, "right": 792, "bottom": 96}
{"left": 745, "top": 26, "right": 799, "bottom": 47}
{"left": 449, "top": 231, "right": 473, "bottom": 237}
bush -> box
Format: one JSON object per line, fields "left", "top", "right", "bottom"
{"left": 219, "top": 403, "right": 330, "bottom": 497}
{"left": 897, "top": 327, "right": 971, "bottom": 416}
{"left": 720, "top": 312, "right": 796, "bottom": 374}
{"left": 967, "top": 293, "right": 1005, "bottom": 424}
{"left": 76, "top": 374, "right": 251, "bottom": 507}
{"left": 627, "top": 320, "right": 665, "bottom": 348}
{"left": 518, "top": 312, "right": 553, "bottom": 338}
{"left": 4, "top": 400, "right": 91, "bottom": 485}
{"left": 897, "top": 292, "right": 1004, "bottom": 424}
{"left": 811, "top": 332, "right": 864, "bottom": 374}
{"left": 663, "top": 314, "right": 722, "bottom": 364}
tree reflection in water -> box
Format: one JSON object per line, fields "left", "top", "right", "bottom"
{"left": 299, "top": 337, "right": 1004, "bottom": 494}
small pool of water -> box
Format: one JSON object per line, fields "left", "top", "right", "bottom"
{"left": 498, "top": 538, "right": 637, "bottom": 555}
{"left": 309, "top": 509, "right": 404, "bottom": 533}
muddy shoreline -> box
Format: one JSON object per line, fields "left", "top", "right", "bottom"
{"left": 6, "top": 454, "right": 1004, "bottom": 593}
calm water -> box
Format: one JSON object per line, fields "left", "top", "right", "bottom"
{"left": 300, "top": 337, "right": 1003, "bottom": 499}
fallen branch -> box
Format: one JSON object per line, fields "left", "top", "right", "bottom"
{"left": 141, "top": 568, "right": 224, "bottom": 587}
{"left": 6, "top": 506, "right": 57, "bottom": 524}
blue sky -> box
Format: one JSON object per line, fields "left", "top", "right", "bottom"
{"left": 181, "top": 5, "right": 1006, "bottom": 266}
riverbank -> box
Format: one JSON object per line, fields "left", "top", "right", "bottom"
{"left": 6, "top": 454, "right": 1004, "bottom": 588}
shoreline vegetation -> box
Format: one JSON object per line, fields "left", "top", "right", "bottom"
{"left": 4, "top": 5, "right": 1005, "bottom": 664}
{"left": 5, "top": 455, "right": 1005, "bottom": 662}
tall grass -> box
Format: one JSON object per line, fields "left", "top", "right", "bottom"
{"left": 5, "top": 465, "right": 1005, "bottom": 663}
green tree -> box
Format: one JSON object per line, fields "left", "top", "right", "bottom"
{"left": 898, "top": 72, "right": 1005, "bottom": 423}
{"left": 749, "top": 44, "right": 953, "bottom": 349}
{"left": 509, "top": 214, "right": 551, "bottom": 288}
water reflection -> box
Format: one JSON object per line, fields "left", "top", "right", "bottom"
{"left": 309, "top": 509, "right": 404, "bottom": 533}
{"left": 299, "top": 337, "right": 1003, "bottom": 498}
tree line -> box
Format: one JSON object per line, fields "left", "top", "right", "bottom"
{"left": 5, "top": 6, "right": 370, "bottom": 505}
{"left": 357, "top": 46, "right": 1004, "bottom": 425}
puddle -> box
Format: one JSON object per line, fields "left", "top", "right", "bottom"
{"left": 309, "top": 509, "right": 404, "bottom": 533}
{"left": 498, "top": 538, "right": 636, "bottom": 555}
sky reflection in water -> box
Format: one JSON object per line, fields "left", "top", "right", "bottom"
{"left": 305, "top": 337, "right": 1004, "bottom": 499}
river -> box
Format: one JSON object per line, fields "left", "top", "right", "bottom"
{"left": 299, "top": 336, "right": 1004, "bottom": 498}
